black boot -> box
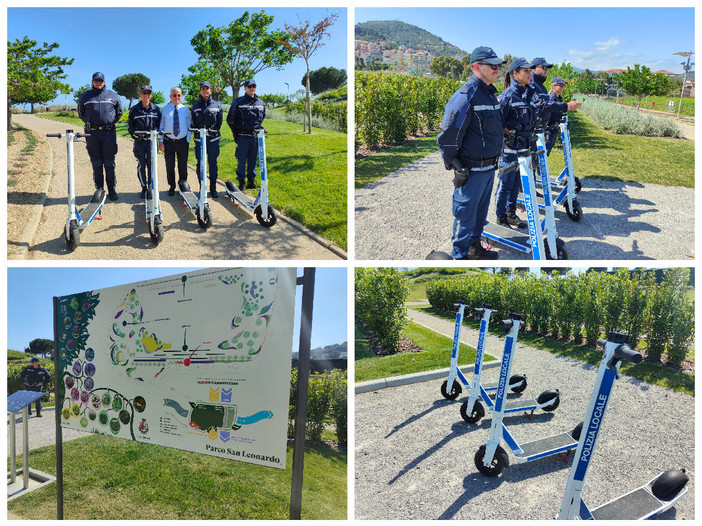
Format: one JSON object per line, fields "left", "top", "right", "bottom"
{"left": 140, "top": 186, "right": 147, "bottom": 198}
{"left": 506, "top": 210, "right": 527, "bottom": 229}
{"left": 460, "top": 240, "right": 498, "bottom": 260}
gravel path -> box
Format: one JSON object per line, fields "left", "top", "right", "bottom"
{"left": 13, "top": 114, "right": 343, "bottom": 260}
{"left": 355, "top": 150, "right": 694, "bottom": 260}
{"left": 355, "top": 310, "right": 695, "bottom": 520}
{"left": 8, "top": 408, "right": 90, "bottom": 454}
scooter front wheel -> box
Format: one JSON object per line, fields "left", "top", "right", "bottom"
{"left": 461, "top": 400, "right": 485, "bottom": 424}
{"left": 440, "top": 380, "right": 462, "bottom": 400}
{"left": 475, "top": 444, "right": 509, "bottom": 477}
{"left": 545, "top": 238, "right": 568, "bottom": 260}
{"left": 254, "top": 205, "right": 277, "bottom": 227}
{"left": 565, "top": 199, "right": 582, "bottom": 222}
{"left": 574, "top": 176, "right": 582, "bottom": 194}
{"left": 150, "top": 216, "right": 164, "bottom": 244}
{"left": 197, "top": 206, "right": 212, "bottom": 229}
{"left": 64, "top": 221, "right": 80, "bottom": 251}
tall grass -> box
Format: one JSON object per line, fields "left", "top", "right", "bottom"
{"left": 578, "top": 95, "right": 683, "bottom": 137}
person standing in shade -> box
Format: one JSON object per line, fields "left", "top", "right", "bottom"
{"left": 545, "top": 76, "right": 568, "bottom": 155}
{"left": 191, "top": 81, "right": 223, "bottom": 198}
{"left": 128, "top": 85, "right": 162, "bottom": 198}
{"left": 20, "top": 357, "right": 51, "bottom": 417}
{"left": 159, "top": 87, "right": 191, "bottom": 196}
{"left": 77, "top": 72, "right": 123, "bottom": 200}
{"left": 437, "top": 46, "right": 505, "bottom": 260}
{"left": 227, "top": 79, "right": 266, "bottom": 192}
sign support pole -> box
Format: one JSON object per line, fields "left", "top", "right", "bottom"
{"left": 53, "top": 296, "right": 64, "bottom": 520}
{"left": 289, "top": 267, "right": 315, "bottom": 519}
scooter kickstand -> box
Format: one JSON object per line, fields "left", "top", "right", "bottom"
{"left": 524, "top": 409, "right": 535, "bottom": 421}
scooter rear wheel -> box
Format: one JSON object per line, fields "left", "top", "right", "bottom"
{"left": 64, "top": 222, "right": 80, "bottom": 251}
{"left": 475, "top": 444, "right": 509, "bottom": 477}
{"left": 254, "top": 205, "right": 277, "bottom": 227}
{"left": 440, "top": 380, "right": 462, "bottom": 400}
{"left": 509, "top": 374, "right": 528, "bottom": 393}
{"left": 651, "top": 469, "right": 689, "bottom": 501}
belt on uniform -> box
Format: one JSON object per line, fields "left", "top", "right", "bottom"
{"left": 87, "top": 124, "right": 115, "bottom": 131}
{"left": 237, "top": 129, "right": 258, "bottom": 136}
{"left": 461, "top": 156, "right": 499, "bottom": 169}
{"left": 164, "top": 136, "right": 187, "bottom": 142}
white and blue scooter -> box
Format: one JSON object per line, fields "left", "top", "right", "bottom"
{"left": 441, "top": 303, "right": 527, "bottom": 400}
{"left": 134, "top": 130, "right": 165, "bottom": 244}
{"left": 475, "top": 313, "right": 581, "bottom": 476}
{"left": 46, "top": 129, "right": 107, "bottom": 251}
{"left": 182, "top": 127, "right": 212, "bottom": 229}
{"left": 556, "top": 333, "right": 689, "bottom": 520}
{"left": 224, "top": 128, "right": 277, "bottom": 227}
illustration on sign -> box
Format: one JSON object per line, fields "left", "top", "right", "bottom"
{"left": 56, "top": 268, "right": 296, "bottom": 469}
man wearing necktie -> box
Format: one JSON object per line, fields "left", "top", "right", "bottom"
{"left": 159, "top": 87, "right": 191, "bottom": 196}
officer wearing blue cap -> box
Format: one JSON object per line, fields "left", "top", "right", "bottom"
{"left": 227, "top": 79, "right": 266, "bottom": 192}
{"left": 20, "top": 357, "right": 51, "bottom": 417}
{"left": 128, "top": 85, "right": 162, "bottom": 197}
{"left": 545, "top": 76, "right": 568, "bottom": 154}
{"left": 437, "top": 46, "right": 506, "bottom": 260}
{"left": 78, "top": 72, "right": 123, "bottom": 200}
{"left": 494, "top": 57, "right": 538, "bottom": 230}
{"left": 191, "top": 81, "right": 223, "bottom": 198}
{"left": 529, "top": 58, "right": 580, "bottom": 152}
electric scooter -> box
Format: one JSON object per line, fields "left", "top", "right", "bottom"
{"left": 426, "top": 145, "right": 568, "bottom": 260}
{"left": 224, "top": 128, "right": 277, "bottom": 227}
{"left": 556, "top": 333, "right": 689, "bottom": 520}
{"left": 517, "top": 124, "right": 582, "bottom": 222}
{"left": 46, "top": 129, "right": 107, "bottom": 251}
{"left": 134, "top": 130, "right": 165, "bottom": 244}
{"left": 475, "top": 313, "right": 582, "bottom": 476}
{"left": 180, "top": 127, "right": 212, "bottom": 229}
{"left": 459, "top": 306, "right": 559, "bottom": 424}
{"left": 442, "top": 303, "right": 527, "bottom": 400}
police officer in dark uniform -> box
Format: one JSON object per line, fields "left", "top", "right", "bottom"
{"left": 437, "top": 46, "right": 506, "bottom": 260}
{"left": 78, "top": 72, "right": 123, "bottom": 200}
{"left": 20, "top": 357, "right": 52, "bottom": 417}
{"left": 128, "top": 85, "right": 162, "bottom": 197}
{"left": 191, "top": 81, "right": 223, "bottom": 198}
{"left": 545, "top": 76, "right": 568, "bottom": 154}
{"left": 227, "top": 79, "right": 266, "bottom": 192}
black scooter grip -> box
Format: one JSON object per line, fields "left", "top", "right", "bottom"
{"left": 498, "top": 161, "right": 517, "bottom": 175}
{"left": 614, "top": 344, "right": 642, "bottom": 364}
{"left": 596, "top": 338, "right": 607, "bottom": 349}
{"left": 46, "top": 133, "right": 62, "bottom": 137}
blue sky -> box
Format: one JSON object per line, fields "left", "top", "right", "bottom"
{"left": 356, "top": 7, "right": 694, "bottom": 73}
{"left": 8, "top": 7, "right": 347, "bottom": 107}
{"left": 7, "top": 267, "right": 347, "bottom": 354}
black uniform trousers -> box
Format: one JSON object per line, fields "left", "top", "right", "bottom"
{"left": 194, "top": 135, "right": 221, "bottom": 187}
{"left": 85, "top": 129, "right": 118, "bottom": 190}
{"left": 132, "top": 140, "right": 153, "bottom": 187}
{"left": 163, "top": 137, "right": 189, "bottom": 189}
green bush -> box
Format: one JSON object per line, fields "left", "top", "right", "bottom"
{"left": 355, "top": 268, "right": 408, "bottom": 354}
{"left": 283, "top": 99, "right": 347, "bottom": 132}
{"left": 8, "top": 359, "right": 55, "bottom": 402}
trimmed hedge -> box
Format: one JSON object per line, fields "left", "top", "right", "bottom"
{"left": 425, "top": 269, "right": 694, "bottom": 365}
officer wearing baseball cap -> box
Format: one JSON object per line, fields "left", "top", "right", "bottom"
{"left": 20, "top": 357, "right": 52, "bottom": 417}
{"left": 437, "top": 46, "right": 506, "bottom": 259}
{"left": 191, "top": 81, "right": 223, "bottom": 198}
{"left": 78, "top": 72, "right": 123, "bottom": 200}
{"left": 529, "top": 57, "right": 580, "bottom": 145}
{"left": 227, "top": 79, "right": 266, "bottom": 192}
{"left": 128, "top": 85, "right": 162, "bottom": 197}
{"left": 545, "top": 76, "right": 569, "bottom": 153}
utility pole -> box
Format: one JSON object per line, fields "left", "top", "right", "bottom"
{"left": 672, "top": 51, "right": 694, "bottom": 116}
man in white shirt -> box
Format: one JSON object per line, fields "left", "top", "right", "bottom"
{"left": 159, "top": 87, "right": 191, "bottom": 195}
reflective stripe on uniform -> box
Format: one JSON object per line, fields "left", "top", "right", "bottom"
{"left": 473, "top": 104, "right": 500, "bottom": 112}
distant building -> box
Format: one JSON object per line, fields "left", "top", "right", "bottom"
{"left": 653, "top": 70, "right": 678, "bottom": 78}
{"left": 355, "top": 40, "right": 381, "bottom": 54}
{"left": 382, "top": 48, "right": 433, "bottom": 76}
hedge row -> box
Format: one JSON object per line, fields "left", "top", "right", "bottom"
{"left": 578, "top": 95, "right": 683, "bottom": 137}
{"left": 425, "top": 268, "right": 694, "bottom": 365}
{"left": 355, "top": 267, "right": 409, "bottom": 354}
{"left": 355, "top": 71, "right": 462, "bottom": 150}
{"left": 284, "top": 99, "right": 347, "bottom": 132}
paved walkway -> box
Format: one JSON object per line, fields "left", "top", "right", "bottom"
{"left": 7, "top": 407, "right": 91, "bottom": 454}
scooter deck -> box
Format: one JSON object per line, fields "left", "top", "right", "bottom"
{"left": 514, "top": 430, "right": 578, "bottom": 462}
{"left": 590, "top": 486, "right": 669, "bottom": 520}
{"left": 482, "top": 223, "right": 531, "bottom": 253}
{"left": 224, "top": 181, "right": 255, "bottom": 209}
{"left": 484, "top": 392, "right": 539, "bottom": 412}
{"left": 78, "top": 190, "right": 106, "bottom": 229}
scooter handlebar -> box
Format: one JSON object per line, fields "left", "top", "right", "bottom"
{"left": 596, "top": 338, "right": 607, "bottom": 349}
{"left": 498, "top": 161, "right": 517, "bottom": 175}
{"left": 46, "top": 133, "right": 62, "bottom": 137}
{"left": 614, "top": 344, "right": 642, "bottom": 364}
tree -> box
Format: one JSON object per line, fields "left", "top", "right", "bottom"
{"left": 259, "top": 93, "right": 287, "bottom": 107}
{"left": 430, "top": 56, "right": 462, "bottom": 79}
{"left": 284, "top": 11, "right": 341, "bottom": 133}
{"left": 112, "top": 73, "right": 150, "bottom": 109}
{"left": 180, "top": 60, "right": 230, "bottom": 105}
{"left": 190, "top": 10, "right": 293, "bottom": 101}
{"left": 619, "top": 64, "right": 673, "bottom": 109}
{"left": 301, "top": 66, "right": 346, "bottom": 94}
{"left": 24, "top": 338, "right": 54, "bottom": 358}
{"left": 151, "top": 91, "right": 166, "bottom": 105}
{"left": 7, "top": 36, "right": 74, "bottom": 130}
{"left": 73, "top": 84, "right": 91, "bottom": 105}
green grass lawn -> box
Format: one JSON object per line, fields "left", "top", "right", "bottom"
{"left": 8, "top": 434, "right": 346, "bottom": 520}
{"left": 37, "top": 113, "right": 347, "bottom": 249}
{"left": 613, "top": 95, "right": 694, "bottom": 117}
{"left": 355, "top": 320, "right": 491, "bottom": 382}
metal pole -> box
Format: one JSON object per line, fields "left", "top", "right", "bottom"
{"left": 676, "top": 52, "right": 692, "bottom": 117}
{"left": 53, "top": 296, "right": 64, "bottom": 520}
{"left": 22, "top": 406, "right": 29, "bottom": 489}
{"left": 289, "top": 268, "right": 316, "bottom": 519}
{"left": 10, "top": 411, "right": 17, "bottom": 483}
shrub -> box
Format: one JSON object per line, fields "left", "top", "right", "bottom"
{"left": 355, "top": 268, "right": 408, "bottom": 354}
{"left": 283, "top": 99, "right": 347, "bottom": 132}
{"left": 288, "top": 368, "right": 346, "bottom": 445}
{"left": 577, "top": 95, "right": 682, "bottom": 137}
{"left": 8, "top": 359, "right": 55, "bottom": 402}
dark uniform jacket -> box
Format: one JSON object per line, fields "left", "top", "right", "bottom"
{"left": 191, "top": 97, "right": 223, "bottom": 136}
{"left": 20, "top": 365, "right": 51, "bottom": 386}
{"left": 499, "top": 78, "right": 538, "bottom": 151}
{"left": 547, "top": 91, "right": 565, "bottom": 125}
{"left": 226, "top": 94, "right": 266, "bottom": 139}
{"left": 529, "top": 73, "right": 568, "bottom": 126}
{"left": 78, "top": 86, "right": 123, "bottom": 126}
{"left": 437, "top": 76, "right": 504, "bottom": 170}
{"left": 128, "top": 102, "right": 162, "bottom": 140}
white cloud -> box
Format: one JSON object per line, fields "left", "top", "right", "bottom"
{"left": 568, "top": 36, "right": 639, "bottom": 70}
